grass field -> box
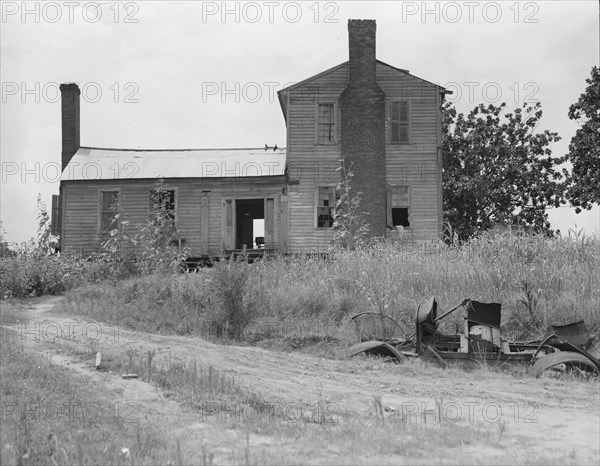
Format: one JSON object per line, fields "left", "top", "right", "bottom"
{"left": 1, "top": 230, "right": 599, "bottom": 464}
{"left": 48, "top": 229, "right": 600, "bottom": 347}
{"left": 0, "top": 309, "right": 183, "bottom": 465}
{"left": 1, "top": 297, "right": 598, "bottom": 465}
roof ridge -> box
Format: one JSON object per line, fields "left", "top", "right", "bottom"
{"left": 80, "top": 146, "right": 287, "bottom": 152}
{"left": 277, "top": 60, "right": 412, "bottom": 94}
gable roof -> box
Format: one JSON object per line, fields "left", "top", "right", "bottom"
{"left": 60, "top": 147, "right": 286, "bottom": 182}
{"left": 277, "top": 60, "right": 446, "bottom": 119}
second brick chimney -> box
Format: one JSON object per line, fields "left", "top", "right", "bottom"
{"left": 60, "top": 83, "right": 80, "bottom": 172}
{"left": 340, "top": 20, "right": 387, "bottom": 236}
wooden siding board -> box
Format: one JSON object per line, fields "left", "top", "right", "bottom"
{"left": 285, "top": 61, "right": 442, "bottom": 247}
{"left": 61, "top": 178, "right": 286, "bottom": 256}
{"left": 285, "top": 65, "right": 344, "bottom": 248}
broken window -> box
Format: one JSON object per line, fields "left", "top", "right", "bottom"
{"left": 149, "top": 189, "right": 176, "bottom": 224}
{"left": 317, "top": 103, "right": 336, "bottom": 144}
{"left": 392, "top": 208, "right": 410, "bottom": 227}
{"left": 316, "top": 186, "right": 335, "bottom": 228}
{"left": 100, "top": 190, "right": 119, "bottom": 233}
{"left": 388, "top": 186, "right": 410, "bottom": 227}
{"left": 390, "top": 101, "right": 409, "bottom": 143}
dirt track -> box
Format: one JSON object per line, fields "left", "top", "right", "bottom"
{"left": 5, "top": 297, "right": 600, "bottom": 465}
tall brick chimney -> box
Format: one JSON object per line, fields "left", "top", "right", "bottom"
{"left": 341, "top": 20, "right": 387, "bottom": 236}
{"left": 60, "top": 83, "right": 80, "bottom": 171}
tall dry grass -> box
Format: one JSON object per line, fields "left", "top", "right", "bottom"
{"left": 53, "top": 229, "right": 600, "bottom": 346}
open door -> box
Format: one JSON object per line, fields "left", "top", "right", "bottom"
{"left": 235, "top": 199, "right": 264, "bottom": 249}
{"left": 222, "top": 197, "right": 278, "bottom": 251}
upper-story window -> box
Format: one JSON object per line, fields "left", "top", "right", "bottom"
{"left": 390, "top": 101, "right": 410, "bottom": 144}
{"left": 317, "top": 103, "right": 337, "bottom": 144}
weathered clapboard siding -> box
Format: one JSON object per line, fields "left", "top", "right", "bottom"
{"left": 282, "top": 60, "right": 443, "bottom": 251}
{"left": 61, "top": 177, "right": 286, "bottom": 256}
{"left": 283, "top": 64, "right": 347, "bottom": 252}
{"left": 377, "top": 62, "right": 443, "bottom": 239}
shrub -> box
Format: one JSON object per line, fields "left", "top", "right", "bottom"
{"left": 205, "top": 257, "right": 257, "bottom": 337}
{"left": 332, "top": 163, "right": 371, "bottom": 250}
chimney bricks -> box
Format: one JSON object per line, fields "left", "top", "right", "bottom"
{"left": 341, "top": 19, "right": 387, "bottom": 236}
{"left": 347, "top": 19, "right": 377, "bottom": 87}
{"left": 60, "top": 83, "right": 80, "bottom": 171}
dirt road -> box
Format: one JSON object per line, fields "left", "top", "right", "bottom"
{"left": 5, "top": 297, "right": 599, "bottom": 465}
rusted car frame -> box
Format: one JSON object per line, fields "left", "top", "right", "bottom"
{"left": 346, "top": 297, "right": 600, "bottom": 377}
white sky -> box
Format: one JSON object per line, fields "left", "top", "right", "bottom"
{"left": 1, "top": 0, "right": 599, "bottom": 243}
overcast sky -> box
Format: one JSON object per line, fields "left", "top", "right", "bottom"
{"left": 1, "top": 0, "right": 598, "bottom": 243}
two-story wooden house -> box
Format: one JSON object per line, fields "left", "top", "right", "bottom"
{"left": 53, "top": 19, "right": 447, "bottom": 257}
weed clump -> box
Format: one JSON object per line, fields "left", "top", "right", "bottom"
{"left": 205, "top": 257, "right": 258, "bottom": 338}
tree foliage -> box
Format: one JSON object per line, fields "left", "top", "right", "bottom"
{"left": 563, "top": 66, "right": 600, "bottom": 213}
{"left": 442, "top": 101, "right": 565, "bottom": 240}
{"left": 0, "top": 222, "right": 17, "bottom": 258}
{"left": 35, "top": 194, "right": 59, "bottom": 255}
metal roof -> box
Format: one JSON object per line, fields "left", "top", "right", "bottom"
{"left": 60, "top": 147, "right": 287, "bottom": 182}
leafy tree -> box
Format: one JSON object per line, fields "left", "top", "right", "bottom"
{"left": 35, "top": 194, "right": 59, "bottom": 255}
{"left": 443, "top": 101, "right": 565, "bottom": 240}
{"left": 0, "top": 222, "right": 17, "bottom": 258}
{"left": 137, "top": 177, "right": 188, "bottom": 271}
{"left": 563, "top": 66, "right": 600, "bottom": 212}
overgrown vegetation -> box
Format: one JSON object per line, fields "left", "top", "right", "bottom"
{"left": 0, "top": 197, "right": 112, "bottom": 298}
{"left": 53, "top": 228, "right": 600, "bottom": 346}
{"left": 332, "top": 163, "right": 371, "bottom": 250}
{"left": 2, "top": 181, "right": 599, "bottom": 344}
{"left": 0, "top": 179, "right": 190, "bottom": 298}
{"left": 102, "top": 177, "right": 191, "bottom": 276}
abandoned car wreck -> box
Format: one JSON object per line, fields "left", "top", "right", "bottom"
{"left": 52, "top": 20, "right": 448, "bottom": 258}
{"left": 343, "top": 297, "right": 600, "bottom": 377}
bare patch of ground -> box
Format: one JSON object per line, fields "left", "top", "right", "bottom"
{"left": 3, "top": 297, "right": 599, "bottom": 465}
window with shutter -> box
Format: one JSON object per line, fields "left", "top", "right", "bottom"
{"left": 317, "top": 103, "right": 336, "bottom": 144}
{"left": 390, "top": 101, "right": 409, "bottom": 144}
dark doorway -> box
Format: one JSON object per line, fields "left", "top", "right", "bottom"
{"left": 235, "top": 199, "right": 264, "bottom": 249}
